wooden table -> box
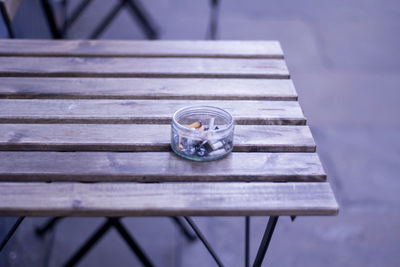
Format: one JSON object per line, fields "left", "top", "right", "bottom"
{"left": 0, "top": 40, "right": 338, "bottom": 266}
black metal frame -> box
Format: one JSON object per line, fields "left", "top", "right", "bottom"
{"left": 252, "top": 216, "right": 279, "bottom": 267}
{"left": 0, "top": 217, "right": 25, "bottom": 252}
{"left": 63, "top": 218, "right": 153, "bottom": 267}
{"left": 40, "top": 0, "right": 158, "bottom": 39}
{"left": 245, "top": 216, "right": 250, "bottom": 267}
{"left": 184, "top": 217, "right": 224, "bottom": 267}
{"left": 0, "top": 215, "right": 286, "bottom": 266}
{"left": 0, "top": 2, "right": 15, "bottom": 38}
{"left": 35, "top": 216, "right": 197, "bottom": 266}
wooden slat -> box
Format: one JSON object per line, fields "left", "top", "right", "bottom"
{"left": 0, "top": 57, "right": 289, "bottom": 79}
{"left": 0, "top": 40, "right": 283, "bottom": 58}
{"left": 0, "top": 77, "right": 298, "bottom": 101}
{"left": 0, "top": 124, "right": 315, "bottom": 152}
{"left": 0, "top": 182, "right": 338, "bottom": 216}
{"left": 0, "top": 40, "right": 339, "bottom": 219}
{"left": 0, "top": 151, "right": 326, "bottom": 182}
{"left": 0, "top": 99, "right": 306, "bottom": 125}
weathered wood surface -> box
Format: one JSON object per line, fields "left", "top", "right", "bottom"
{"left": 0, "top": 40, "right": 338, "bottom": 217}
{"left": 0, "top": 77, "right": 297, "bottom": 100}
{"left": 0, "top": 99, "right": 306, "bottom": 125}
{"left": 0, "top": 151, "right": 326, "bottom": 182}
{"left": 0, "top": 57, "right": 289, "bottom": 79}
{"left": 0, "top": 0, "right": 22, "bottom": 19}
{"left": 0, "top": 40, "right": 283, "bottom": 58}
{"left": 0, "top": 124, "right": 315, "bottom": 152}
{"left": 0, "top": 182, "right": 338, "bottom": 216}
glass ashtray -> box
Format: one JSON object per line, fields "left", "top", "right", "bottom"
{"left": 171, "top": 106, "right": 234, "bottom": 161}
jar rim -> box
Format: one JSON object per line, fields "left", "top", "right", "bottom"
{"left": 172, "top": 105, "right": 234, "bottom": 133}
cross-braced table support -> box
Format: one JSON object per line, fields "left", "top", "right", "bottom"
{"left": 2, "top": 216, "right": 281, "bottom": 267}
{"left": 0, "top": 216, "right": 25, "bottom": 252}
{"left": 35, "top": 216, "right": 197, "bottom": 242}
{"left": 34, "top": 216, "right": 197, "bottom": 266}
{"left": 64, "top": 218, "right": 153, "bottom": 267}
{"left": 62, "top": 216, "right": 280, "bottom": 267}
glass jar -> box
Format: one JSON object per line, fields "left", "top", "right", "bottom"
{"left": 171, "top": 106, "right": 234, "bottom": 161}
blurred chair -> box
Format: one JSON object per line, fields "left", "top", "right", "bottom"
{"left": 0, "top": 0, "right": 22, "bottom": 38}
{"left": 207, "top": 0, "right": 220, "bottom": 40}
{"left": 40, "top": 0, "right": 221, "bottom": 40}
{"left": 40, "top": 0, "right": 159, "bottom": 39}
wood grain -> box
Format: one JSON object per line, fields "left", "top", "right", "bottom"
{"left": 0, "top": 77, "right": 297, "bottom": 100}
{"left": 0, "top": 124, "right": 315, "bottom": 152}
{"left": 0, "top": 151, "right": 326, "bottom": 182}
{"left": 0, "top": 99, "right": 306, "bottom": 125}
{"left": 0, "top": 57, "right": 289, "bottom": 79}
{"left": 0, "top": 182, "right": 338, "bottom": 216}
{"left": 0, "top": 40, "right": 283, "bottom": 58}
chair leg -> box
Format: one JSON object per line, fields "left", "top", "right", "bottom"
{"left": 40, "top": 0, "right": 62, "bottom": 39}
{"left": 65, "top": 0, "right": 92, "bottom": 29}
{"left": 125, "top": 0, "right": 158, "bottom": 39}
{"left": 207, "top": 0, "right": 220, "bottom": 40}
{"left": 89, "top": 0, "right": 125, "bottom": 39}
{"left": 0, "top": 3, "right": 14, "bottom": 38}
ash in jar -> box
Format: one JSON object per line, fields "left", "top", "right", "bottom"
{"left": 171, "top": 117, "right": 233, "bottom": 161}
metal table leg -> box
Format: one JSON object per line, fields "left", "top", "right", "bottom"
{"left": 36, "top": 217, "right": 63, "bottom": 236}
{"left": 245, "top": 216, "right": 250, "bottom": 267}
{"left": 171, "top": 217, "right": 197, "bottom": 242}
{"left": 63, "top": 218, "right": 112, "bottom": 267}
{"left": 36, "top": 216, "right": 195, "bottom": 241}
{"left": 0, "top": 217, "right": 25, "bottom": 252}
{"left": 252, "top": 216, "right": 279, "bottom": 267}
{"left": 184, "top": 217, "right": 225, "bottom": 267}
{"left": 63, "top": 218, "right": 154, "bottom": 267}
{"left": 111, "top": 218, "right": 154, "bottom": 267}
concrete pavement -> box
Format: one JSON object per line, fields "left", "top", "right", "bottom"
{"left": 1, "top": 0, "right": 399, "bottom": 266}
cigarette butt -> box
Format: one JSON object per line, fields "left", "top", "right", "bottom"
{"left": 208, "top": 118, "right": 215, "bottom": 130}
{"left": 178, "top": 136, "right": 183, "bottom": 149}
{"left": 187, "top": 121, "right": 201, "bottom": 129}
{"left": 208, "top": 140, "right": 223, "bottom": 150}
{"left": 208, "top": 149, "right": 226, "bottom": 157}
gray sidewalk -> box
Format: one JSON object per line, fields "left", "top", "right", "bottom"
{"left": 1, "top": 0, "right": 399, "bottom": 266}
